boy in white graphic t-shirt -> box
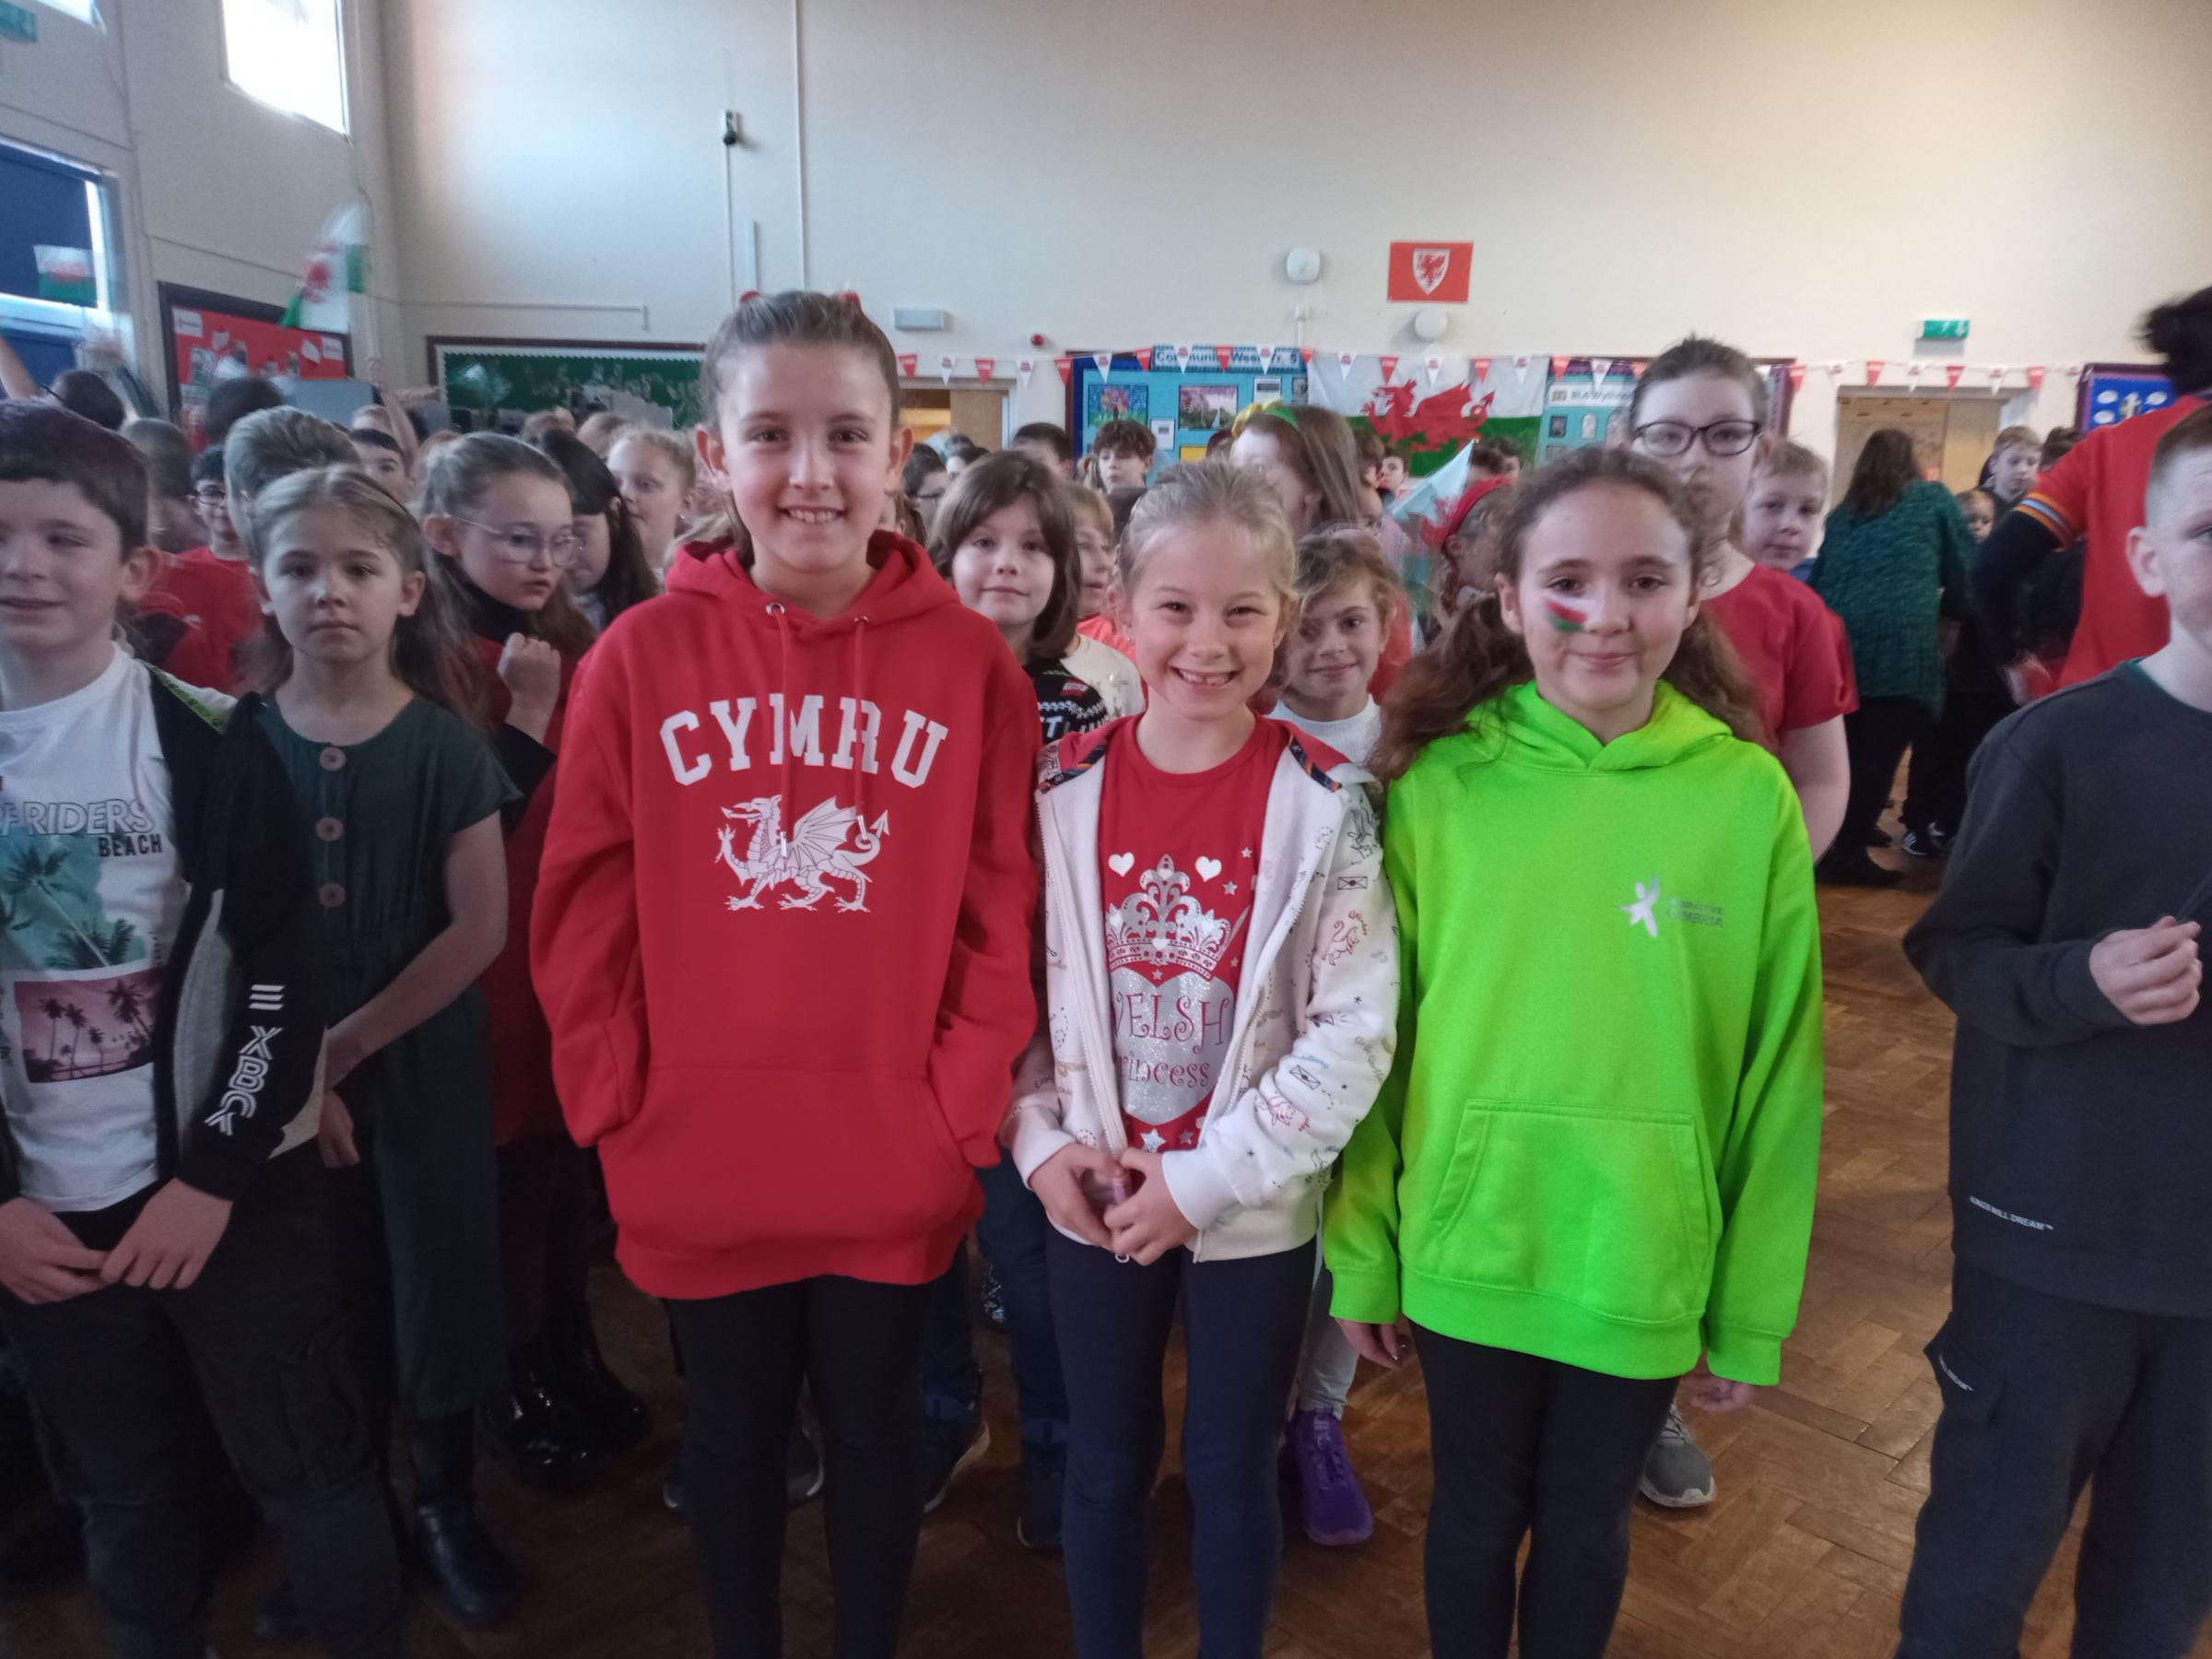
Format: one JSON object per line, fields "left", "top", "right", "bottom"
{"left": 0, "top": 403, "right": 401, "bottom": 1658}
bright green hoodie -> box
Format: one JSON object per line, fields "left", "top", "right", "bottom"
{"left": 1325, "top": 680, "right": 1823, "bottom": 1385}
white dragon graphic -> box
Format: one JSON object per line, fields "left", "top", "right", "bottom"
{"left": 716, "top": 794, "right": 890, "bottom": 912}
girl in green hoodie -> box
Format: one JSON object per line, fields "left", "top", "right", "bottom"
{"left": 1326, "top": 447, "right": 1825, "bottom": 1659}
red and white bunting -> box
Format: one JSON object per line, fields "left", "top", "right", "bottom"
{"left": 1865, "top": 359, "right": 1885, "bottom": 386}
{"left": 2062, "top": 362, "right": 2083, "bottom": 378}
{"left": 1299, "top": 347, "right": 1316, "bottom": 369}
{"left": 1906, "top": 360, "right": 1926, "bottom": 385}
{"left": 1987, "top": 364, "right": 2007, "bottom": 389}
{"left": 1549, "top": 355, "right": 1571, "bottom": 379}
{"left": 1944, "top": 364, "right": 1965, "bottom": 390}
{"left": 1630, "top": 359, "right": 1648, "bottom": 379}
{"left": 897, "top": 353, "right": 918, "bottom": 380}
{"left": 1824, "top": 360, "right": 1845, "bottom": 382}
{"left": 1425, "top": 355, "right": 1445, "bottom": 390}
{"left": 2026, "top": 364, "right": 2047, "bottom": 391}
{"left": 1378, "top": 354, "right": 1400, "bottom": 382}
{"left": 1336, "top": 351, "right": 1357, "bottom": 378}
{"left": 1091, "top": 352, "right": 1112, "bottom": 379}
{"left": 1134, "top": 347, "right": 1154, "bottom": 371}
{"left": 1513, "top": 355, "right": 1533, "bottom": 383}
{"left": 1471, "top": 356, "right": 1491, "bottom": 382}
{"left": 1017, "top": 358, "right": 1037, "bottom": 389}
{"left": 973, "top": 357, "right": 994, "bottom": 382}
{"left": 1590, "top": 358, "right": 1613, "bottom": 385}
{"left": 1215, "top": 346, "right": 1234, "bottom": 371}
{"left": 1053, "top": 357, "right": 1074, "bottom": 386}
{"left": 1174, "top": 345, "right": 1194, "bottom": 373}
{"left": 1256, "top": 343, "right": 1277, "bottom": 373}
{"left": 936, "top": 355, "right": 956, "bottom": 385}
{"left": 1788, "top": 364, "right": 1806, "bottom": 390}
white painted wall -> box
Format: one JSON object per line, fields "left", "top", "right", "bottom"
{"left": 0, "top": 0, "right": 402, "bottom": 400}
{"left": 381, "top": 0, "right": 2211, "bottom": 452}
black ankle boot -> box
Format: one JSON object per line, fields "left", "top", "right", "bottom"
{"left": 412, "top": 1499, "right": 521, "bottom": 1628}
{"left": 406, "top": 1411, "right": 520, "bottom": 1628}
{"left": 477, "top": 1340, "right": 600, "bottom": 1491}
{"left": 544, "top": 1310, "right": 649, "bottom": 1453}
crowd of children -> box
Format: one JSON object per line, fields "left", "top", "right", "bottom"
{"left": 0, "top": 279, "right": 2204, "bottom": 1659}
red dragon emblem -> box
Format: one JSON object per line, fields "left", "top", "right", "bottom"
{"left": 1362, "top": 376, "right": 1493, "bottom": 453}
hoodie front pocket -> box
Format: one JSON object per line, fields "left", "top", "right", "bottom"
{"left": 1410, "top": 1097, "right": 1712, "bottom": 1325}
{"left": 605, "top": 1069, "right": 977, "bottom": 1260}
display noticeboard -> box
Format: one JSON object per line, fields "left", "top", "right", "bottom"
{"left": 2076, "top": 362, "right": 2179, "bottom": 432}
{"left": 429, "top": 337, "right": 705, "bottom": 430}
{"left": 1066, "top": 349, "right": 1310, "bottom": 478}
{"left": 159, "top": 283, "right": 352, "bottom": 446}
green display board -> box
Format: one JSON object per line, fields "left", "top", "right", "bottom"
{"left": 428, "top": 336, "right": 705, "bottom": 429}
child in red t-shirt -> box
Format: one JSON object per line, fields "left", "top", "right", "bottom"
{"left": 1630, "top": 340, "right": 1855, "bottom": 866}
{"left": 137, "top": 449, "right": 265, "bottom": 692}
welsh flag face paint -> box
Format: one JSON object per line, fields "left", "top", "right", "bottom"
{"left": 1543, "top": 593, "right": 1597, "bottom": 633}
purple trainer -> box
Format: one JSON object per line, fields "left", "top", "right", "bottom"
{"left": 1287, "top": 1408, "right": 1373, "bottom": 1547}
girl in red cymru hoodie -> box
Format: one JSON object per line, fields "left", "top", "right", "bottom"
{"left": 418, "top": 435, "right": 639, "bottom": 1498}
{"left": 532, "top": 291, "right": 1041, "bottom": 1658}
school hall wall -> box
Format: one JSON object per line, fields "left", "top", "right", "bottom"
{"left": 394, "top": 0, "right": 2205, "bottom": 457}
{"left": 0, "top": 0, "right": 406, "bottom": 404}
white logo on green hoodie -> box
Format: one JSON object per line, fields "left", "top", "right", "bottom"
{"left": 1620, "top": 878, "right": 1662, "bottom": 938}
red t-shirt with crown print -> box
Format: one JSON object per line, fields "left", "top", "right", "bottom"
{"left": 1097, "top": 718, "right": 1288, "bottom": 1156}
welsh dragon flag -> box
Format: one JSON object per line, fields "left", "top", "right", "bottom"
{"left": 280, "top": 204, "right": 368, "bottom": 332}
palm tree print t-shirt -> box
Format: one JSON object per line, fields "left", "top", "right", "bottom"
{"left": 0, "top": 650, "right": 195, "bottom": 1210}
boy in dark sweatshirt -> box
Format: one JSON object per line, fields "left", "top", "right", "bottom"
{"left": 1898, "top": 404, "right": 2212, "bottom": 1656}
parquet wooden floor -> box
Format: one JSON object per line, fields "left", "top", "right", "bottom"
{"left": 6, "top": 826, "right": 2207, "bottom": 1657}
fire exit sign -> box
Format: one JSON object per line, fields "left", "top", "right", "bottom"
{"left": 1919, "top": 318, "right": 1971, "bottom": 341}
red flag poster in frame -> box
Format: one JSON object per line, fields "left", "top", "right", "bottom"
{"left": 1387, "top": 241, "right": 1472, "bottom": 304}
{"left": 159, "top": 283, "right": 352, "bottom": 448}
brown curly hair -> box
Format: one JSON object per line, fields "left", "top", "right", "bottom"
{"left": 1371, "top": 447, "right": 1762, "bottom": 781}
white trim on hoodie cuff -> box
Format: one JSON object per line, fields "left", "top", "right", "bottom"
{"left": 1161, "top": 1146, "right": 1240, "bottom": 1232}
{"left": 1006, "top": 1110, "right": 1079, "bottom": 1186}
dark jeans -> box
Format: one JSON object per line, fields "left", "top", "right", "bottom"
{"left": 496, "top": 1131, "right": 597, "bottom": 1347}
{"left": 0, "top": 1153, "right": 404, "bottom": 1659}
{"left": 1048, "top": 1229, "right": 1314, "bottom": 1659}
{"left": 921, "top": 1156, "right": 1067, "bottom": 1442}
{"left": 1897, "top": 1261, "right": 2212, "bottom": 1658}
{"left": 1841, "top": 695, "right": 1931, "bottom": 852}
{"left": 667, "top": 1274, "right": 932, "bottom": 1659}
{"left": 1902, "top": 688, "right": 2010, "bottom": 838}
{"left": 1414, "top": 1325, "right": 1677, "bottom": 1659}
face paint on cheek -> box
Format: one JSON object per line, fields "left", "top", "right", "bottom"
{"left": 1543, "top": 594, "right": 1596, "bottom": 633}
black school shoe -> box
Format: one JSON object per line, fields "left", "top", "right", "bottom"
{"left": 920, "top": 1406, "right": 990, "bottom": 1513}
{"left": 543, "top": 1312, "right": 650, "bottom": 1453}
{"left": 1816, "top": 847, "right": 1902, "bottom": 888}
{"left": 1016, "top": 1441, "right": 1065, "bottom": 1553}
{"left": 1899, "top": 826, "right": 1949, "bottom": 861}
{"left": 478, "top": 1340, "right": 601, "bottom": 1491}
{"left": 661, "top": 1423, "right": 824, "bottom": 1514}
{"left": 414, "top": 1498, "right": 522, "bottom": 1628}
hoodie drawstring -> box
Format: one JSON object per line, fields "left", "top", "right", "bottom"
{"left": 851, "top": 616, "right": 870, "bottom": 827}
{"left": 767, "top": 602, "right": 874, "bottom": 840}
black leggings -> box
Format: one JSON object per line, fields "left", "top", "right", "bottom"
{"left": 1414, "top": 1326, "right": 1677, "bottom": 1659}
{"left": 1839, "top": 695, "right": 1930, "bottom": 852}
{"left": 666, "top": 1276, "right": 932, "bottom": 1659}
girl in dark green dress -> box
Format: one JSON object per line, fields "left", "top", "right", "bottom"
{"left": 241, "top": 465, "right": 522, "bottom": 1629}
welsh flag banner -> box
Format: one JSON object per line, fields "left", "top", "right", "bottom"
{"left": 281, "top": 204, "right": 369, "bottom": 332}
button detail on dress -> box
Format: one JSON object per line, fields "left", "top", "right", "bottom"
{"left": 318, "top": 747, "right": 347, "bottom": 771}
{"left": 317, "top": 882, "right": 347, "bottom": 909}
{"left": 315, "top": 817, "right": 345, "bottom": 842}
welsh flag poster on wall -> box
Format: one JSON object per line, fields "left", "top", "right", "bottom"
{"left": 1309, "top": 354, "right": 1546, "bottom": 476}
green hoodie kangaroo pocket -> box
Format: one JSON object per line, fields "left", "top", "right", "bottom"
{"left": 1409, "top": 1096, "right": 1714, "bottom": 1326}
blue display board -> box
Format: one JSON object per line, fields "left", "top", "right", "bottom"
{"left": 1067, "top": 347, "right": 1310, "bottom": 480}
{"left": 2077, "top": 362, "right": 2177, "bottom": 432}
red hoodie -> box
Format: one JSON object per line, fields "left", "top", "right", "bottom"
{"left": 531, "top": 531, "right": 1042, "bottom": 1299}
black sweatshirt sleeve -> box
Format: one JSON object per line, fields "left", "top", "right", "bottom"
{"left": 1972, "top": 508, "right": 2063, "bottom": 662}
{"left": 493, "top": 724, "right": 556, "bottom": 828}
{"left": 174, "top": 718, "right": 330, "bottom": 1200}
{"left": 1902, "top": 724, "right": 2131, "bottom": 1050}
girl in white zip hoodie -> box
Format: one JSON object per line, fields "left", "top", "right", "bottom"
{"left": 1004, "top": 463, "right": 1398, "bottom": 1659}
